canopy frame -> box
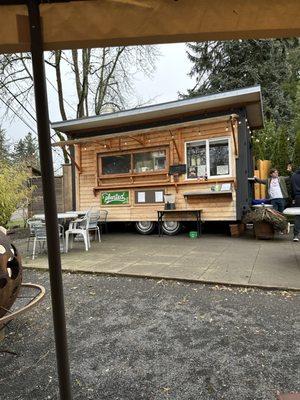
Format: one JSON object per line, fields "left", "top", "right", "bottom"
{"left": 27, "top": 1, "right": 72, "bottom": 399}
{"left": 1, "top": 1, "right": 300, "bottom": 399}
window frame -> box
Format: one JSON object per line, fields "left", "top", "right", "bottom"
{"left": 100, "top": 152, "right": 132, "bottom": 176}
{"left": 97, "top": 146, "right": 169, "bottom": 178}
{"left": 133, "top": 148, "right": 167, "bottom": 174}
{"left": 185, "top": 137, "right": 232, "bottom": 180}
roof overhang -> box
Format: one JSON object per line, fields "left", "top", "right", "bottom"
{"left": 51, "top": 86, "right": 264, "bottom": 139}
{"left": 1, "top": 0, "right": 300, "bottom": 53}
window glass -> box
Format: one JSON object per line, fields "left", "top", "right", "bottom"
{"left": 133, "top": 150, "right": 166, "bottom": 173}
{"left": 209, "top": 139, "right": 229, "bottom": 176}
{"left": 102, "top": 154, "right": 131, "bottom": 175}
{"left": 186, "top": 141, "right": 206, "bottom": 179}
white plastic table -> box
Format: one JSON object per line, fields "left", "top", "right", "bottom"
{"left": 283, "top": 207, "right": 300, "bottom": 215}
{"left": 32, "top": 212, "right": 79, "bottom": 220}
{"left": 252, "top": 204, "right": 273, "bottom": 209}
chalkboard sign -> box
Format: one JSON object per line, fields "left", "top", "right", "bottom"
{"left": 169, "top": 164, "right": 186, "bottom": 175}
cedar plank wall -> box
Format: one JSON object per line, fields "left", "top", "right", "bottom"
{"left": 75, "top": 118, "right": 237, "bottom": 222}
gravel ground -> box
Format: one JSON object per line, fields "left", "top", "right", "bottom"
{"left": 0, "top": 269, "right": 299, "bottom": 400}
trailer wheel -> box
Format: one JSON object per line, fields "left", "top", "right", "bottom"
{"left": 135, "top": 221, "right": 156, "bottom": 235}
{"left": 162, "top": 221, "right": 181, "bottom": 235}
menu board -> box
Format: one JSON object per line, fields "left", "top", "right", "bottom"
{"left": 135, "top": 189, "right": 165, "bottom": 204}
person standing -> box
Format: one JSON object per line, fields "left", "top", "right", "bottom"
{"left": 254, "top": 168, "right": 289, "bottom": 212}
{"left": 291, "top": 167, "right": 300, "bottom": 242}
{"left": 285, "top": 162, "right": 294, "bottom": 207}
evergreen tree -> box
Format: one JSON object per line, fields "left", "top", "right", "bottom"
{"left": 292, "top": 83, "right": 300, "bottom": 145}
{"left": 252, "top": 119, "right": 278, "bottom": 162}
{"left": 184, "top": 39, "right": 299, "bottom": 125}
{"left": 13, "top": 132, "right": 39, "bottom": 167}
{"left": 0, "top": 128, "right": 11, "bottom": 165}
{"left": 292, "top": 83, "right": 300, "bottom": 168}
{"left": 271, "top": 127, "right": 290, "bottom": 175}
{"left": 13, "top": 138, "right": 26, "bottom": 163}
{"left": 283, "top": 44, "right": 300, "bottom": 102}
{"left": 293, "top": 131, "right": 300, "bottom": 170}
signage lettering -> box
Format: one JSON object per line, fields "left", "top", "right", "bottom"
{"left": 101, "top": 191, "right": 129, "bottom": 205}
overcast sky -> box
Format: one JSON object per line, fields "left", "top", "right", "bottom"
{"left": 0, "top": 43, "right": 195, "bottom": 171}
{"left": 1, "top": 43, "right": 195, "bottom": 141}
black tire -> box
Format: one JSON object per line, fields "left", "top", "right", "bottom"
{"left": 135, "top": 221, "right": 156, "bottom": 235}
{"left": 162, "top": 221, "right": 181, "bottom": 235}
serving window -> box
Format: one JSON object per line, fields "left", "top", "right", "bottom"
{"left": 209, "top": 139, "right": 229, "bottom": 176}
{"left": 98, "top": 147, "right": 168, "bottom": 177}
{"left": 102, "top": 154, "right": 131, "bottom": 175}
{"left": 186, "top": 140, "right": 206, "bottom": 179}
{"left": 186, "top": 138, "right": 230, "bottom": 179}
{"left": 133, "top": 150, "right": 166, "bottom": 173}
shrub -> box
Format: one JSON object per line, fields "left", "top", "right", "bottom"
{"left": 0, "top": 163, "right": 34, "bottom": 227}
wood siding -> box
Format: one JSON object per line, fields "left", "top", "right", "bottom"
{"left": 75, "top": 117, "right": 239, "bottom": 222}
{"left": 28, "top": 176, "right": 64, "bottom": 216}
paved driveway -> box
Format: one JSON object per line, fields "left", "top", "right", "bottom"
{"left": 20, "top": 231, "right": 300, "bottom": 290}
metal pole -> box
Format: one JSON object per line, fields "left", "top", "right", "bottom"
{"left": 70, "top": 145, "right": 76, "bottom": 211}
{"left": 27, "top": 1, "right": 72, "bottom": 398}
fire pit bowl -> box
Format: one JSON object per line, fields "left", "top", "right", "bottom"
{"left": 0, "top": 230, "right": 23, "bottom": 318}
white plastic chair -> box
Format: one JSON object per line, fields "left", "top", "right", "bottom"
{"left": 65, "top": 213, "right": 91, "bottom": 252}
{"left": 26, "top": 218, "right": 43, "bottom": 253}
{"left": 31, "top": 221, "right": 46, "bottom": 259}
{"left": 32, "top": 223, "right": 65, "bottom": 259}
{"left": 88, "top": 211, "right": 101, "bottom": 242}
{"left": 58, "top": 224, "right": 65, "bottom": 253}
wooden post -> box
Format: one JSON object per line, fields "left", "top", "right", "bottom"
{"left": 254, "top": 169, "right": 261, "bottom": 199}
{"left": 258, "top": 160, "right": 271, "bottom": 199}
{"left": 62, "top": 164, "right": 73, "bottom": 212}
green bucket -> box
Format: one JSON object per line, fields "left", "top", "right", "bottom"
{"left": 189, "top": 231, "right": 198, "bottom": 239}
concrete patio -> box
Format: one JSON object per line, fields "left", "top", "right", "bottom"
{"left": 18, "top": 230, "right": 300, "bottom": 290}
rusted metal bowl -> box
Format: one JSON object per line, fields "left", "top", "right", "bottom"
{"left": 0, "top": 231, "right": 23, "bottom": 318}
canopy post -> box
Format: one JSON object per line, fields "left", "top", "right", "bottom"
{"left": 27, "top": 1, "right": 72, "bottom": 399}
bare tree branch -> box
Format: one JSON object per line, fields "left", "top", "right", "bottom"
{"left": 0, "top": 45, "right": 160, "bottom": 165}
{"left": 54, "top": 50, "right": 67, "bottom": 121}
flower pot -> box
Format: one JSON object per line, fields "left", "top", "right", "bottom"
{"left": 229, "top": 223, "right": 245, "bottom": 237}
{"left": 254, "top": 221, "right": 274, "bottom": 240}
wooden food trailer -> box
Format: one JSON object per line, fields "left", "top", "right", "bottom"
{"left": 52, "top": 86, "right": 263, "bottom": 235}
